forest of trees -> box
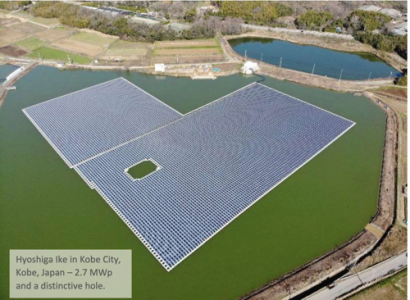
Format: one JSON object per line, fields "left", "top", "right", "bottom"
{"left": 215, "top": 1, "right": 293, "bottom": 25}
{"left": 354, "top": 31, "right": 407, "bottom": 59}
{"left": 29, "top": 2, "right": 242, "bottom": 42}
{"left": 344, "top": 10, "right": 391, "bottom": 32}
{"left": 295, "top": 11, "right": 333, "bottom": 30}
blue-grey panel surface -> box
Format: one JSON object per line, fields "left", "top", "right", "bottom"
{"left": 76, "top": 83, "right": 355, "bottom": 270}
{"left": 23, "top": 78, "right": 182, "bottom": 167}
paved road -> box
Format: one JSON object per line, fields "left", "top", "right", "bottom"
{"left": 242, "top": 24, "right": 354, "bottom": 40}
{"left": 306, "top": 252, "right": 407, "bottom": 300}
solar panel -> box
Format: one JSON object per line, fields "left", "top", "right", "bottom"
{"left": 23, "top": 78, "right": 182, "bottom": 167}
{"left": 24, "top": 79, "right": 354, "bottom": 270}
{"left": 71, "top": 82, "right": 355, "bottom": 271}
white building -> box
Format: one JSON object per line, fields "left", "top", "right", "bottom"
{"left": 241, "top": 61, "right": 259, "bottom": 75}
{"left": 379, "top": 8, "right": 402, "bottom": 19}
{"left": 155, "top": 63, "right": 166, "bottom": 72}
{"left": 6, "top": 67, "right": 25, "bottom": 82}
{"left": 358, "top": 5, "right": 381, "bottom": 13}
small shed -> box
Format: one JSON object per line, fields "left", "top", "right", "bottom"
{"left": 155, "top": 63, "right": 166, "bottom": 72}
{"left": 241, "top": 61, "right": 259, "bottom": 75}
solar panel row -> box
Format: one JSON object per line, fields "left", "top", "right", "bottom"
{"left": 23, "top": 78, "right": 182, "bottom": 167}
{"left": 24, "top": 80, "right": 355, "bottom": 271}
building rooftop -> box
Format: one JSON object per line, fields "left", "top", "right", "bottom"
{"left": 380, "top": 8, "right": 402, "bottom": 19}
{"left": 358, "top": 5, "right": 381, "bottom": 12}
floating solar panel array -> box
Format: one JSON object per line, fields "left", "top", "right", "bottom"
{"left": 24, "top": 80, "right": 355, "bottom": 271}
{"left": 23, "top": 78, "right": 182, "bottom": 167}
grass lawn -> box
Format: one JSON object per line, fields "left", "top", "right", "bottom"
{"left": 16, "top": 37, "right": 46, "bottom": 51}
{"left": 348, "top": 269, "right": 407, "bottom": 300}
{"left": 26, "top": 47, "right": 92, "bottom": 64}
{"left": 69, "top": 32, "right": 117, "bottom": 48}
{"left": 103, "top": 40, "right": 149, "bottom": 58}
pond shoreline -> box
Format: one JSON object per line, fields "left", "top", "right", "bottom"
{"left": 2, "top": 55, "right": 398, "bottom": 95}
{"left": 224, "top": 31, "right": 406, "bottom": 72}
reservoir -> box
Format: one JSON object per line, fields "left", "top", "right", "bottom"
{"left": 0, "top": 66, "right": 386, "bottom": 300}
{"left": 229, "top": 37, "right": 399, "bottom": 80}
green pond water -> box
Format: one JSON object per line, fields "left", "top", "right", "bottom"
{"left": 229, "top": 37, "right": 399, "bottom": 80}
{"left": 0, "top": 64, "right": 19, "bottom": 83}
{"left": 0, "top": 66, "right": 386, "bottom": 300}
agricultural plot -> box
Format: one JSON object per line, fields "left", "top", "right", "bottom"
{"left": 26, "top": 47, "right": 92, "bottom": 65}
{"left": 155, "top": 48, "right": 221, "bottom": 56}
{"left": 11, "top": 11, "right": 60, "bottom": 27}
{"left": 35, "top": 29, "right": 73, "bottom": 42}
{"left": 0, "top": 45, "right": 27, "bottom": 57}
{"left": 153, "top": 38, "right": 224, "bottom": 64}
{"left": 0, "top": 17, "right": 20, "bottom": 27}
{"left": 69, "top": 32, "right": 117, "bottom": 48}
{"left": 51, "top": 39, "right": 103, "bottom": 57}
{"left": 0, "top": 28, "right": 29, "bottom": 43}
{"left": 23, "top": 80, "right": 354, "bottom": 271}
{"left": 15, "top": 37, "right": 46, "bottom": 51}
{"left": 101, "top": 40, "right": 150, "bottom": 60}
{"left": 155, "top": 39, "right": 219, "bottom": 48}
{"left": 11, "top": 22, "right": 46, "bottom": 34}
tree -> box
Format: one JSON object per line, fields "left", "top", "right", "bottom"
{"left": 184, "top": 8, "right": 197, "bottom": 23}
{"left": 345, "top": 11, "right": 391, "bottom": 32}
{"left": 217, "top": 2, "right": 292, "bottom": 25}
{"left": 296, "top": 10, "right": 333, "bottom": 30}
{"left": 396, "top": 74, "right": 407, "bottom": 86}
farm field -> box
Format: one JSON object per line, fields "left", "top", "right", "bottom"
{"left": 51, "top": 38, "right": 103, "bottom": 57}
{"left": 101, "top": 40, "right": 151, "bottom": 65}
{"left": 0, "top": 67, "right": 386, "bottom": 300}
{"left": 26, "top": 47, "right": 92, "bottom": 64}
{"left": 155, "top": 39, "right": 219, "bottom": 48}
{"left": 16, "top": 37, "right": 46, "bottom": 51}
{"left": 0, "top": 45, "right": 27, "bottom": 57}
{"left": 0, "top": 28, "right": 28, "bottom": 43}
{"left": 153, "top": 38, "right": 224, "bottom": 64}
{"left": 11, "top": 22, "right": 46, "bottom": 34}
{"left": 11, "top": 10, "right": 60, "bottom": 27}
{"left": 34, "top": 28, "right": 73, "bottom": 42}
{"left": 69, "top": 31, "right": 117, "bottom": 48}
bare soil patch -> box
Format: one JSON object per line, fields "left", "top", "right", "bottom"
{"left": 155, "top": 39, "right": 218, "bottom": 48}
{"left": 52, "top": 39, "right": 103, "bottom": 57}
{"left": 35, "top": 29, "right": 72, "bottom": 42}
{"left": 377, "top": 89, "right": 408, "bottom": 101}
{"left": 0, "top": 45, "right": 27, "bottom": 57}
{"left": 0, "top": 29, "right": 28, "bottom": 43}
{"left": 0, "top": 17, "right": 20, "bottom": 27}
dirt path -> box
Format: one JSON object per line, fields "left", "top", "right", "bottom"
{"left": 368, "top": 91, "right": 407, "bottom": 229}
